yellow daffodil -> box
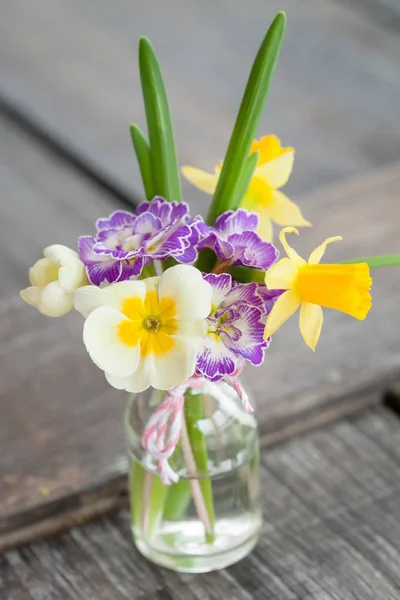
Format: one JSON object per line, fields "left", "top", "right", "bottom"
{"left": 182, "top": 135, "right": 310, "bottom": 241}
{"left": 264, "top": 228, "right": 372, "bottom": 350}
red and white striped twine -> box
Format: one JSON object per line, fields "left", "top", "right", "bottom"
{"left": 141, "top": 371, "right": 253, "bottom": 485}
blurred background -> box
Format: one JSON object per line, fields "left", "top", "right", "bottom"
{"left": 1, "top": 0, "right": 400, "bottom": 537}
{"left": 1, "top": 0, "right": 400, "bottom": 297}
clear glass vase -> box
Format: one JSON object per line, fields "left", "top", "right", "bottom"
{"left": 124, "top": 378, "right": 262, "bottom": 573}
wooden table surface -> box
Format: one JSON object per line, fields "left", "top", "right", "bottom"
{"left": 2, "top": 407, "right": 400, "bottom": 600}
{"left": 1, "top": 0, "right": 400, "bottom": 598}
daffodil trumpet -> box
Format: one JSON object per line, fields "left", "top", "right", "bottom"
{"left": 264, "top": 227, "right": 372, "bottom": 350}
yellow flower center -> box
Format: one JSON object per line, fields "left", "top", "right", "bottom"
{"left": 243, "top": 177, "right": 274, "bottom": 211}
{"left": 295, "top": 263, "right": 372, "bottom": 320}
{"left": 117, "top": 291, "right": 178, "bottom": 356}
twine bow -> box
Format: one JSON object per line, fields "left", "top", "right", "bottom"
{"left": 141, "top": 370, "right": 253, "bottom": 484}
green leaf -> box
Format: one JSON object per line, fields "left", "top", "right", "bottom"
{"left": 184, "top": 391, "right": 216, "bottom": 543}
{"left": 339, "top": 255, "right": 400, "bottom": 268}
{"left": 139, "top": 37, "right": 182, "bottom": 201}
{"left": 233, "top": 150, "right": 259, "bottom": 208}
{"left": 206, "top": 12, "right": 286, "bottom": 225}
{"left": 130, "top": 124, "right": 154, "bottom": 200}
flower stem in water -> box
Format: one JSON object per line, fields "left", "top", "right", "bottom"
{"left": 183, "top": 390, "right": 216, "bottom": 543}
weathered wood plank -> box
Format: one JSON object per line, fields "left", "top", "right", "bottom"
{"left": 0, "top": 118, "right": 126, "bottom": 297}
{"left": 1, "top": 0, "right": 400, "bottom": 214}
{"left": 0, "top": 118, "right": 128, "bottom": 540}
{"left": 1, "top": 115, "right": 400, "bottom": 548}
{"left": 2, "top": 407, "right": 400, "bottom": 600}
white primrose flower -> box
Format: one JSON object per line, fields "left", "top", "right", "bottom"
{"left": 74, "top": 264, "right": 213, "bottom": 392}
{"left": 20, "top": 245, "right": 87, "bottom": 317}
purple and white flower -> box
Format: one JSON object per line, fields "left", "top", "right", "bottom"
{"left": 195, "top": 273, "right": 273, "bottom": 381}
{"left": 199, "top": 209, "right": 278, "bottom": 271}
{"left": 78, "top": 197, "right": 206, "bottom": 285}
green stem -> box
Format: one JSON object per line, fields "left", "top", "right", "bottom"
{"left": 130, "top": 459, "right": 145, "bottom": 531}
{"left": 339, "top": 255, "right": 400, "bottom": 268}
{"left": 130, "top": 461, "right": 169, "bottom": 539}
{"left": 184, "top": 390, "right": 216, "bottom": 543}
{"left": 163, "top": 479, "right": 192, "bottom": 520}
{"left": 228, "top": 266, "right": 265, "bottom": 283}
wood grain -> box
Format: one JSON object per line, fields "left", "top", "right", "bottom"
{"left": 1, "top": 0, "right": 400, "bottom": 214}
{"left": 1, "top": 116, "right": 400, "bottom": 548}
{"left": 2, "top": 407, "right": 400, "bottom": 600}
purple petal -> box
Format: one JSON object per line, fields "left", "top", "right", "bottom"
{"left": 199, "top": 232, "right": 234, "bottom": 261}
{"left": 96, "top": 210, "right": 135, "bottom": 231}
{"left": 255, "top": 285, "right": 285, "bottom": 314}
{"left": 228, "top": 231, "right": 278, "bottom": 270}
{"left": 92, "top": 241, "right": 143, "bottom": 261}
{"left": 223, "top": 281, "right": 264, "bottom": 310}
{"left": 146, "top": 224, "right": 192, "bottom": 259}
{"left": 78, "top": 235, "right": 97, "bottom": 262}
{"left": 215, "top": 209, "right": 259, "bottom": 236}
{"left": 222, "top": 304, "right": 266, "bottom": 366}
{"left": 196, "top": 336, "right": 238, "bottom": 381}
{"left": 86, "top": 260, "right": 123, "bottom": 286}
{"left": 203, "top": 273, "right": 233, "bottom": 307}
{"left": 136, "top": 197, "right": 190, "bottom": 225}
{"left": 177, "top": 245, "right": 197, "bottom": 264}
{"left": 133, "top": 212, "right": 162, "bottom": 235}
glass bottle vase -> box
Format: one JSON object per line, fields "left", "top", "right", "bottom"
{"left": 124, "top": 378, "right": 262, "bottom": 573}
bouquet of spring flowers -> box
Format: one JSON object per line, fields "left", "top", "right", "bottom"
{"left": 20, "top": 13, "right": 399, "bottom": 572}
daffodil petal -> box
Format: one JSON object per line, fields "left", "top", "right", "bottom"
{"left": 250, "top": 135, "right": 293, "bottom": 165}
{"left": 181, "top": 166, "right": 218, "bottom": 194}
{"left": 308, "top": 236, "right": 343, "bottom": 265}
{"left": 255, "top": 151, "right": 294, "bottom": 189}
{"left": 83, "top": 306, "right": 140, "bottom": 378}
{"left": 268, "top": 190, "right": 311, "bottom": 228}
{"left": 299, "top": 302, "right": 324, "bottom": 351}
{"left": 255, "top": 205, "right": 274, "bottom": 241}
{"left": 264, "top": 289, "right": 301, "bottom": 339}
{"left": 279, "top": 227, "right": 307, "bottom": 267}
{"left": 265, "top": 257, "right": 299, "bottom": 290}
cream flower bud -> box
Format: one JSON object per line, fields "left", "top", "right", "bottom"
{"left": 20, "top": 245, "right": 87, "bottom": 317}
